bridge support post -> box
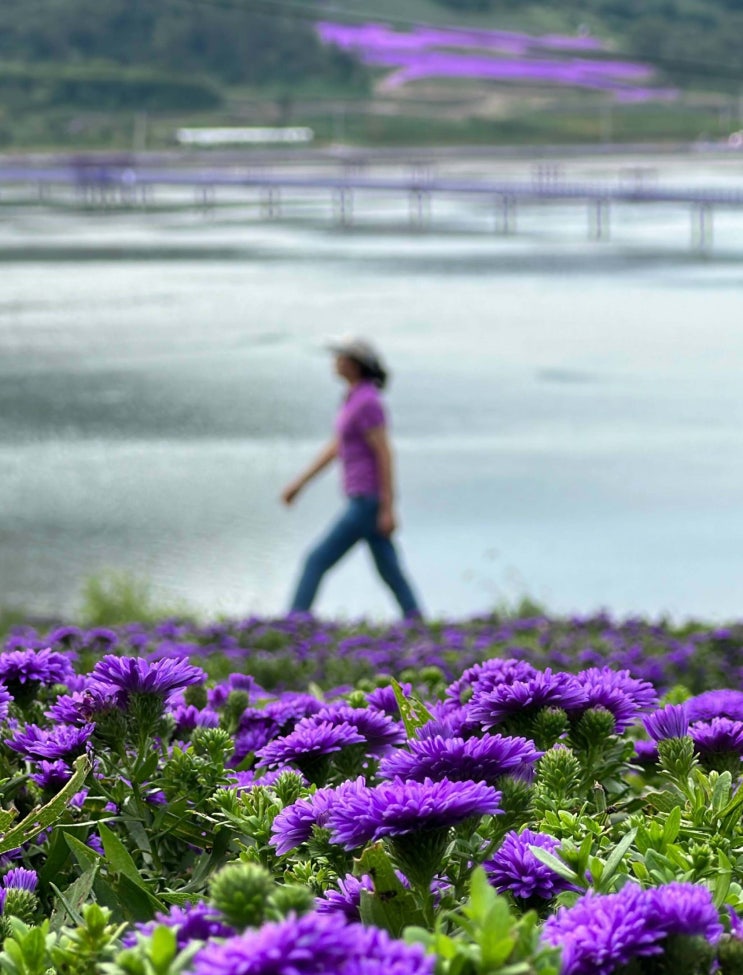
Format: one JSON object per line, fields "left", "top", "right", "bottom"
{"left": 495, "top": 195, "right": 516, "bottom": 234}
{"left": 260, "top": 187, "right": 281, "bottom": 219}
{"left": 197, "top": 185, "right": 215, "bottom": 214}
{"left": 692, "top": 203, "right": 713, "bottom": 253}
{"left": 589, "top": 198, "right": 610, "bottom": 241}
{"left": 332, "top": 187, "right": 353, "bottom": 227}
{"left": 409, "top": 188, "right": 431, "bottom": 229}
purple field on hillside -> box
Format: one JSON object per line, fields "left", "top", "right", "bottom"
{"left": 317, "top": 21, "right": 677, "bottom": 102}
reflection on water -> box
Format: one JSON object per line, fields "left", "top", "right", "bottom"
{"left": 1, "top": 159, "right": 743, "bottom": 621}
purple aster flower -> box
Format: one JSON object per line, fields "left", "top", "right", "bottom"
{"left": 470, "top": 669, "right": 587, "bottom": 731}
{"left": 0, "top": 648, "right": 74, "bottom": 690}
{"left": 415, "top": 704, "right": 481, "bottom": 740}
{"left": 5, "top": 723, "right": 94, "bottom": 760}
{"left": 92, "top": 655, "right": 205, "bottom": 698}
{"left": 349, "top": 925, "right": 434, "bottom": 975}
{"left": 311, "top": 706, "right": 406, "bottom": 755}
{"left": 46, "top": 687, "right": 108, "bottom": 725}
{"left": 46, "top": 625, "right": 84, "bottom": 650}
{"left": 30, "top": 760, "right": 72, "bottom": 790}
{"left": 260, "top": 694, "right": 325, "bottom": 732}
{"left": 728, "top": 906, "right": 743, "bottom": 939}
{"left": 643, "top": 704, "right": 689, "bottom": 742}
{"left": 446, "top": 659, "right": 539, "bottom": 707}
{"left": 190, "top": 913, "right": 433, "bottom": 975}
{"left": 88, "top": 832, "right": 104, "bottom": 856}
{"left": 270, "top": 778, "right": 368, "bottom": 855}
{"left": 190, "top": 912, "right": 359, "bottom": 975}
{"left": 0, "top": 685, "right": 11, "bottom": 723}
{"left": 316, "top": 874, "right": 374, "bottom": 921}
{"left": 256, "top": 721, "right": 365, "bottom": 770}
{"left": 169, "top": 704, "right": 220, "bottom": 734}
{"left": 485, "top": 829, "right": 578, "bottom": 900}
{"left": 3, "top": 868, "right": 38, "bottom": 892}
{"left": 687, "top": 690, "right": 743, "bottom": 723}
{"left": 572, "top": 668, "right": 658, "bottom": 733}
{"left": 634, "top": 740, "right": 659, "bottom": 765}
{"left": 326, "top": 777, "right": 502, "bottom": 850}
{"left": 646, "top": 882, "right": 723, "bottom": 943}
{"left": 125, "top": 902, "right": 234, "bottom": 948}
{"left": 542, "top": 885, "right": 663, "bottom": 975}
{"left": 366, "top": 683, "right": 412, "bottom": 716}
{"left": 690, "top": 718, "right": 743, "bottom": 757}
{"left": 379, "top": 733, "right": 542, "bottom": 785}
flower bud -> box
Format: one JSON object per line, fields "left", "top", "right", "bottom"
{"left": 184, "top": 683, "right": 208, "bottom": 710}
{"left": 535, "top": 746, "right": 582, "bottom": 804}
{"left": 569, "top": 707, "right": 617, "bottom": 751}
{"left": 267, "top": 884, "right": 315, "bottom": 919}
{"left": 531, "top": 707, "right": 568, "bottom": 750}
{"left": 210, "top": 862, "right": 274, "bottom": 930}
{"left": 658, "top": 736, "right": 697, "bottom": 781}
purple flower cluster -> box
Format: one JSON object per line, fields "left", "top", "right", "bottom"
{"left": 270, "top": 778, "right": 368, "bottom": 855}
{"left": 256, "top": 720, "right": 365, "bottom": 770}
{"left": 125, "top": 902, "right": 234, "bottom": 949}
{"left": 379, "top": 733, "right": 542, "bottom": 785}
{"left": 190, "top": 912, "right": 434, "bottom": 975}
{"left": 485, "top": 830, "right": 578, "bottom": 900}
{"left": 5, "top": 722, "right": 94, "bottom": 760}
{"left": 325, "top": 777, "right": 502, "bottom": 850}
{"left": 643, "top": 704, "right": 689, "bottom": 741}
{"left": 543, "top": 882, "right": 722, "bottom": 975}
{"left": 0, "top": 648, "right": 74, "bottom": 691}
{"left": 92, "top": 655, "right": 206, "bottom": 698}
{"left": 470, "top": 669, "right": 587, "bottom": 730}
{"left": 316, "top": 21, "right": 677, "bottom": 102}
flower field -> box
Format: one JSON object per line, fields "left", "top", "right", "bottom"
{"left": 1, "top": 612, "right": 743, "bottom": 973}
{"left": 316, "top": 22, "right": 678, "bottom": 103}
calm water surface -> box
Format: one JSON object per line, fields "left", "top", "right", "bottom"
{"left": 2, "top": 154, "right": 743, "bottom": 621}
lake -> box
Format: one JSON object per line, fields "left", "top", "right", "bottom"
{"left": 2, "top": 151, "right": 743, "bottom": 622}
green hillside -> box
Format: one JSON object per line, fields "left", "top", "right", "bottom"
{"left": 0, "top": 0, "right": 740, "bottom": 149}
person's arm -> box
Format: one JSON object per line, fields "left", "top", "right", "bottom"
{"left": 281, "top": 438, "right": 338, "bottom": 505}
{"left": 365, "top": 426, "right": 396, "bottom": 536}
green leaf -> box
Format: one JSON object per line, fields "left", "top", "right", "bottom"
{"left": 465, "top": 867, "right": 499, "bottom": 923}
{"left": 49, "top": 864, "right": 99, "bottom": 931}
{"left": 64, "top": 831, "right": 101, "bottom": 872}
{"left": 150, "top": 925, "right": 178, "bottom": 973}
{"left": 0, "top": 755, "right": 91, "bottom": 854}
{"left": 714, "top": 851, "right": 732, "bottom": 908}
{"left": 37, "top": 828, "right": 72, "bottom": 892}
{"left": 98, "top": 822, "right": 151, "bottom": 891}
{"left": 711, "top": 772, "right": 733, "bottom": 813}
{"left": 529, "top": 847, "right": 583, "bottom": 886}
{"left": 391, "top": 680, "right": 433, "bottom": 738}
{"left": 662, "top": 806, "right": 682, "bottom": 846}
{"left": 480, "top": 897, "right": 517, "bottom": 968}
{"left": 645, "top": 790, "right": 685, "bottom": 814}
{"left": 356, "top": 843, "right": 422, "bottom": 936}
{"left": 595, "top": 828, "right": 637, "bottom": 892}
{"left": 102, "top": 873, "right": 161, "bottom": 922}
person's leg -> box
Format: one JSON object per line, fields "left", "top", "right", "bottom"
{"left": 289, "top": 501, "right": 365, "bottom": 613}
{"left": 364, "top": 507, "right": 422, "bottom": 618}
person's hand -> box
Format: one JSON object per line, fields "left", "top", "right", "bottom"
{"left": 377, "top": 504, "right": 397, "bottom": 537}
{"left": 281, "top": 481, "right": 302, "bottom": 506}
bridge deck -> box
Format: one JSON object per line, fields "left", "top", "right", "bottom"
{"left": 2, "top": 165, "right": 743, "bottom": 207}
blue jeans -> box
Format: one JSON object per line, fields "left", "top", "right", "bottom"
{"left": 290, "top": 496, "right": 421, "bottom": 618}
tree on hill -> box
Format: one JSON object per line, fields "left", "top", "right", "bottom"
{"left": 0, "top": 0, "right": 368, "bottom": 105}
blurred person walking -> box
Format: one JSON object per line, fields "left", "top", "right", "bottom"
{"left": 282, "top": 338, "right": 422, "bottom": 618}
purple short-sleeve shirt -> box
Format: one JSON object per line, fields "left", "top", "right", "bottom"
{"left": 335, "top": 381, "right": 386, "bottom": 497}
